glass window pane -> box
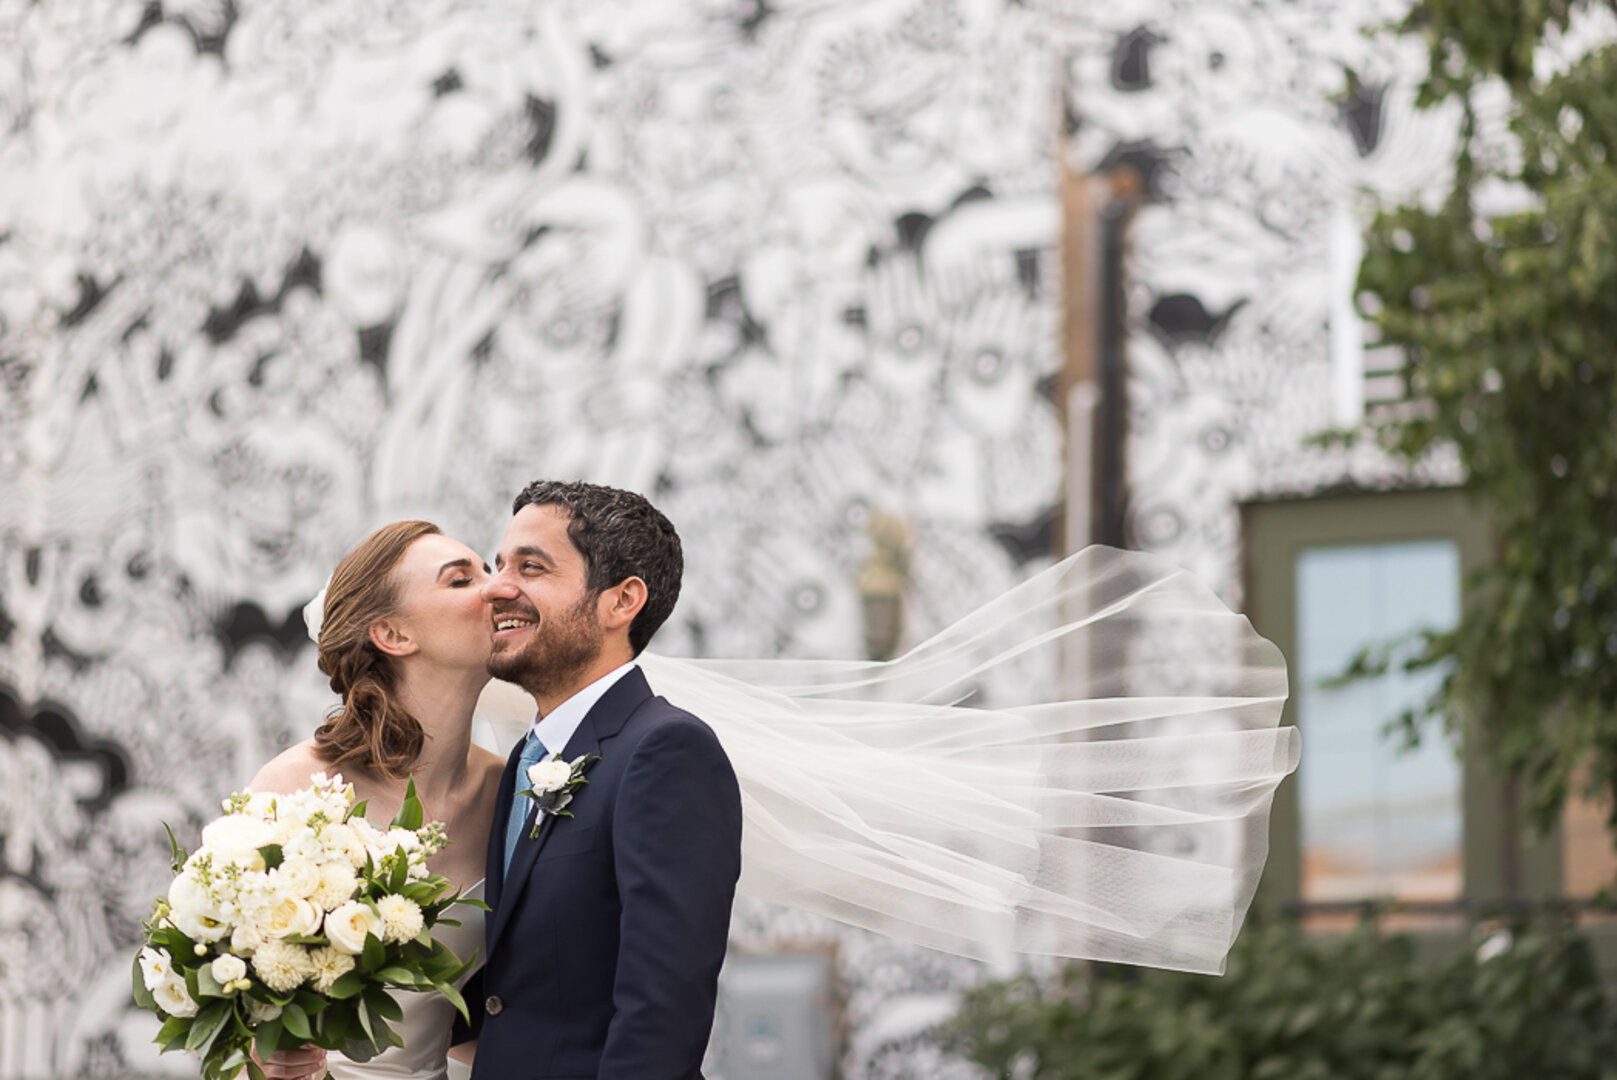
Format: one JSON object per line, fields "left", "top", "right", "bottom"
{"left": 1296, "top": 541, "right": 1462, "bottom": 903}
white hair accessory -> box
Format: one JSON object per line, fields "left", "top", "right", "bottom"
{"left": 303, "top": 582, "right": 330, "bottom": 645}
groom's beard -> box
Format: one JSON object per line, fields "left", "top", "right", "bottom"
{"left": 487, "top": 593, "right": 604, "bottom": 701}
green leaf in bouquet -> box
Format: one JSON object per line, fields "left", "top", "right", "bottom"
{"left": 163, "top": 822, "right": 188, "bottom": 874}
{"left": 356, "top": 995, "right": 377, "bottom": 1048}
{"left": 387, "top": 849, "right": 410, "bottom": 893}
{"left": 282, "top": 1003, "right": 312, "bottom": 1041}
{"left": 131, "top": 954, "right": 157, "bottom": 1010}
{"left": 436, "top": 980, "right": 473, "bottom": 1024}
{"left": 349, "top": 798, "right": 369, "bottom": 821}
{"left": 257, "top": 844, "right": 283, "bottom": 870}
{"left": 280, "top": 933, "right": 328, "bottom": 946}
{"left": 390, "top": 776, "right": 425, "bottom": 831}
{"left": 195, "top": 963, "right": 229, "bottom": 999}
{"left": 251, "top": 1014, "right": 283, "bottom": 1062}
{"left": 365, "top": 986, "right": 404, "bottom": 1023}
{"left": 156, "top": 1014, "right": 191, "bottom": 1051}
{"left": 361, "top": 931, "right": 386, "bottom": 973}
{"left": 185, "top": 1000, "right": 231, "bottom": 1054}
{"left": 294, "top": 989, "right": 331, "bottom": 1015}
{"left": 377, "top": 965, "right": 425, "bottom": 987}
{"left": 326, "top": 970, "right": 365, "bottom": 999}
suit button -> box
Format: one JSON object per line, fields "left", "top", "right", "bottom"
{"left": 486, "top": 995, "right": 504, "bottom": 1016}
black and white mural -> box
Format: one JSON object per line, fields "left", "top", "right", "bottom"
{"left": 2, "top": 0, "right": 1058, "bottom": 1076}
{"left": 1060, "top": 0, "right": 1464, "bottom": 596}
{"left": 0, "top": 0, "right": 1477, "bottom": 1074}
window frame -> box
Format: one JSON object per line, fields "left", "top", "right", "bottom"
{"left": 1241, "top": 487, "right": 1561, "bottom": 910}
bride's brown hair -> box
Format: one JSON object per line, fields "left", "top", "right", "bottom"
{"left": 311, "top": 520, "right": 441, "bottom": 779}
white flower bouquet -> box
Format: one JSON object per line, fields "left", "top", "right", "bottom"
{"left": 131, "top": 773, "right": 482, "bottom": 1079}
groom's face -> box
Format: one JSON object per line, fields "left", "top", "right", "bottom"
{"left": 484, "top": 504, "right": 604, "bottom": 695}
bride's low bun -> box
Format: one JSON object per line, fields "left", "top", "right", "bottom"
{"left": 310, "top": 521, "right": 440, "bottom": 779}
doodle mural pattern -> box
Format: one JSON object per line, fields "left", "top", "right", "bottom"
{"left": 1, "top": 0, "right": 1058, "bottom": 1076}
{"left": 1056, "top": 0, "right": 1466, "bottom": 595}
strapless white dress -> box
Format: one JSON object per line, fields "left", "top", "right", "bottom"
{"left": 327, "top": 881, "right": 485, "bottom": 1080}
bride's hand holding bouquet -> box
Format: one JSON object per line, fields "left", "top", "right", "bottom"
{"left": 131, "top": 772, "right": 482, "bottom": 1080}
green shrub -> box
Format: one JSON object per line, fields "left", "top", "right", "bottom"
{"left": 944, "top": 920, "right": 1617, "bottom": 1080}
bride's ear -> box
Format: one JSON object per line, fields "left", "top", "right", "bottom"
{"left": 599, "top": 577, "right": 648, "bottom": 631}
{"left": 368, "top": 619, "right": 418, "bottom": 658}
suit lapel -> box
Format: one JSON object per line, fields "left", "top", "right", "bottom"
{"left": 484, "top": 737, "right": 525, "bottom": 918}
{"left": 485, "top": 667, "right": 653, "bottom": 952}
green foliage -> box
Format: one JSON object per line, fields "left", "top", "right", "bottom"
{"left": 945, "top": 920, "right": 1617, "bottom": 1080}
{"left": 1353, "top": 0, "right": 1617, "bottom": 832}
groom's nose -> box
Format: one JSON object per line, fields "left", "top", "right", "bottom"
{"left": 482, "top": 575, "right": 519, "bottom": 603}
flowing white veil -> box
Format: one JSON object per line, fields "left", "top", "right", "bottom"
{"left": 473, "top": 546, "right": 1298, "bottom": 976}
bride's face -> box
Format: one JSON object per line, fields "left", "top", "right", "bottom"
{"left": 385, "top": 534, "right": 493, "bottom": 670}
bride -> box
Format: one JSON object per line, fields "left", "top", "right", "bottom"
{"left": 251, "top": 516, "right": 1299, "bottom": 1079}
{"left": 250, "top": 521, "right": 503, "bottom": 1080}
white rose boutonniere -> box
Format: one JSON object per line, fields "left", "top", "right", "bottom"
{"left": 521, "top": 754, "right": 600, "bottom": 838}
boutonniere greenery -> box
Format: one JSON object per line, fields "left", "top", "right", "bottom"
{"left": 520, "top": 754, "right": 599, "bottom": 839}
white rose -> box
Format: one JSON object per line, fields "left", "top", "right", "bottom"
{"left": 210, "top": 953, "right": 249, "bottom": 985}
{"left": 138, "top": 947, "right": 175, "bottom": 992}
{"left": 168, "top": 873, "right": 231, "bottom": 943}
{"left": 526, "top": 759, "right": 574, "bottom": 793}
{"left": 153, "top": 976, "right": 199, "bottom": 1018}
{"left": 274, "top": 858, "right": 322, "bottom": 900}
{"left": 256, "top": 894, "right": 323, "bottom": 940}
{"left": 325, "top": 901, "right": 382, "bottom": 955}
{"left": 202, "top": 815, "right": 277, "bottom": 869}
{"left": 230, "top": 920, "right": 265, "bottom": 957}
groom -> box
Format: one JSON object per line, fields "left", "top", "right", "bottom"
{"left": 467, "top": 480, "right": 743, "bottom": 1079}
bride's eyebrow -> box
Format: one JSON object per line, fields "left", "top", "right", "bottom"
{"left": 436, "top": 558, "right": 476, "bottom": 579}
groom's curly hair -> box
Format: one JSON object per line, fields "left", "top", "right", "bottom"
{"left": 512, "top": 480, "right": 683, "bottom": 655}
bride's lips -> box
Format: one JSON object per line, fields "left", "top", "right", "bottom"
{"left": 491, "top": 610, "right": 541, "bottom": 643}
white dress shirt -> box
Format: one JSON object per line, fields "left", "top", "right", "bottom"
{"left": 528, "top": 659, "right": 638, "bottom": 764}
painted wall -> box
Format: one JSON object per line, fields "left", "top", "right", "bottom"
{"left": 0, "top": 1, "right": 1058, "bottom": 1076}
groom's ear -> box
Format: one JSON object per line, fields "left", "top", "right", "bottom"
{"left": 368, "top": 619, "right": 418, "bottom": 658}
{"left": 598, "top": 576, "right": 648, "bottom": 632}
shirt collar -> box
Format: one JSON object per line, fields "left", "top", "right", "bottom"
{"left": 529, "top": 660, "right": 638, "bottom": 759}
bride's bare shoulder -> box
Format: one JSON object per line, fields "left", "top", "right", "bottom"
{"left": 249, "top": 741, "right": 334, "bottom": 795}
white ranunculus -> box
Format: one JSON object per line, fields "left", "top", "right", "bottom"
{"left": 526, "top": 759, "right": 574, "bottom": 793}
{"left": 169, "top": 873, "right": 231, "bottom": 943}
{"left": 325, "top": 901, "right": 382, "bottom": 955}
{"left": 381, "top": 828, "right": 422, "bottom": 855}
{"left": 256, "top": 894, "right": 322, "bottom": 940}
{"left": 210, "top": 953, "right": 249, "bottom": 985}
{"left": 275, "top": 858, "right": 322, "bottom": 900}
{"left": 153, "top": 976, "right": 199, "bottom": 1018}
{"left": 202, "top": 815, "right": 277, "bottom": 869}
{"left": 138, "top": 947, "right": 174, "bottom": 991}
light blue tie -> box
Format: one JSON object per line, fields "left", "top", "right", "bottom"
{"left": 503, "top": 733, "right": 548, "bottom": 875}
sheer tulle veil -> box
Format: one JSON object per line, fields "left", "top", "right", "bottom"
{"left": 470, "top": 545, "right": 1300, "bottom": 976}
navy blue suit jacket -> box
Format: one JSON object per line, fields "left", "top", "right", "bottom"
{"left": 468, "top": 666, "right": 743, "bottom": 1080}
